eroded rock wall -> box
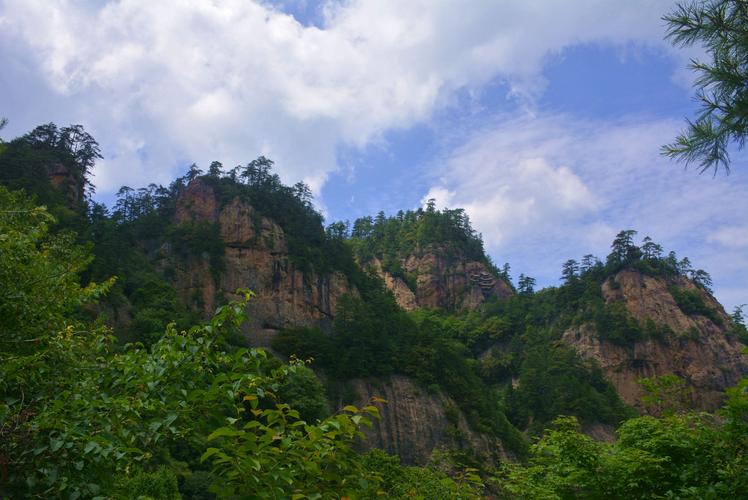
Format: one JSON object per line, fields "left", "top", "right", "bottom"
{"left": 562, "top": 269, "right": 747, "bottom": 412}
{"left": 168, "top": 180, "right": 355, "bottom": 338}
{"left": 369, "top": 252, "right": 513, "bottom": 311}
{"left": 341, "top": 375, "right": 507, "bottom": 465}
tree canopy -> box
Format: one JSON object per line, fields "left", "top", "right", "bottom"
{"left": 662, "top": 0, "right": 748, "bottom": 173}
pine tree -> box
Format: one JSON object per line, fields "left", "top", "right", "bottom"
{"left": 662, "top": 0, "right": 748, "bottom": 173}
{"left": 561, "top": 259, "right": 579, "bottom": 284}
{"left": 518, "top": 274, "right": 536, "bottom": 294}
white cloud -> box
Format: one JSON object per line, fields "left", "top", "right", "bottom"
{"left": 424, "top": 154, "right": 599, "bottom": 248}
{"left": 1, "top": 0, "right": 680, "bottom": 195}
{"left": 708, "top": 226, "right": 748, "bottom": 249}
{"left": 423, "top": 112, "right": 748, "bottom": 310}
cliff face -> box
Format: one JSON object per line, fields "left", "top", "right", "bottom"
{"left": 341, "top": 375, "right": 507, "bottom": 465}
{"left": 369, "top": 251, "right": 513, "bottom": 311}
{"left": 167, "top": 180, "right": 355, "bottom": 336}
{"left": 563, "top": 269, "right": 747, "bottom": 412}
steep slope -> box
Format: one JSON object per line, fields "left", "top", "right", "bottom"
{"left": 164, "top": 179, "right": 355, "bottom": 334}
{"left": 163, "top": 179, "right": 521, "bottom": 463}
{"left": 340, "top": 376, "right": 509, "bottom": 465}
{"left": 369, "top": 251, "right": 513, "bottom": 311}
{"left": 562, "top": 269, "right": 747, "bottom": 411}
{"left": 350, "top": 207, "right": 513, "bottom": 311}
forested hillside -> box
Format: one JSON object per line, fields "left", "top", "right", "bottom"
{"left": 2, "top": 123, "right": 748, "bottom": 498}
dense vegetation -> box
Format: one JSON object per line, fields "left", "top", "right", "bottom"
{"left": 0, "top": 184, "right": 486, "bottom": 498}
{"left": 2, "top": 122, "right": 747, "bottom": 498}
{"left": 498, "top": 386, "right": 748, "bottom": 498}
{"left": 346, "top": 200, "right": 501, "bottom": 285}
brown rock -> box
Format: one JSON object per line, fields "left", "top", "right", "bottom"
{"left": 48, "top": 163, "right": 83, "bottom": 206}
{"left": 563, "top": 269, "right": 748, "bottom": 412}
{"left": 368, "top": 251, "right": 513, "bottom": 311}
{"left": 341, "top": 375, "right": 509, "bottom": 465}
{"left": 168, "top": 180, "right": 355, "bottom": 337}
{"left": 368, "top": 258, "right": 418, "bottom": 311}
{"left": 174, "top": 179, "right": 218, "bottom": 224}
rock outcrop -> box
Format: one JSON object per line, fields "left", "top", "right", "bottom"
{"left": 563, "top": 269, "right": 747, "bottom": 412}
{"left": 341, "top": 375, "right": 507, "bottom": 465}
{"left": 369, "top": 251, "right": 513, "bottom": 311}
{"left": 167, "top": 180, "right": 355, "bottom": 338}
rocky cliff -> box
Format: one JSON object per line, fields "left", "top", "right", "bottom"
{"left": 166, "top": 179, "right": 355, "bottom": 337}
{"left": 340, "top": 375, "right": 507, "bottom": 465}
{"left": 563, "top": 269, "right": 747, "bottom": 412}
{"left": 368, "top": 252, "right": 513, "bottom": 311}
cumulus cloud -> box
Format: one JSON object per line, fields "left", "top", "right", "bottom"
{"left": 423, "top": 155, "right": 599, "bottom": 248}
{"left": 708, "top": 226, "right": 748, "bottom": 249}
{"left": 423, "top": 112, "right": 748, "bottom": 309}
{"left": 1, "top": 0, "right": 680, "bottom": 195}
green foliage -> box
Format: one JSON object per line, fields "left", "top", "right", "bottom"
{"left": 499, "top": 416, "right": 605, "bottom": 499}
{"left": 639, "top": 374, "right": 693, "bottom": 416}
{"left": 180, "top": 470, "right": 217, "bottom": 499}
{"left": 362, "top": 449, "right": 482, "bottom": 499}
{"left": 116, "top": 466, "right": 181, "bottom": 500}
{"left": 507, "top": 339, "right": 632, "bottom": 433}
{"left": 276, "top": 364, "right": 330, "bottom": 422}
{"left": 330, "top": 291, "right": 414, "bottom": 379}
{"left": 202, "top": 400, "right": 381, "bottom": 498}
{"left": 669, "top": 285, "right": 723, "bottom": 325}
{"left": 0, "top": 187, "right": 112, "bottom": 345}
{"left": 593, "top": 301, "right": 644, "bottom": 346}
{"left": 272, "top": 326, "right": 335, "bottom": 366}
{"left": 662, "top": 0, "right": 748, "bottom": 173}
{"left": 167, "top": 220, "right": 226, "bottom": 282}
{"left": 729, "top": 304, "right": 748, "bottom": 344}
{"left": 500, "top": 385, "right": 748, "bottom": 499}
{"left": 349, "top": 202, "right": 494, "bottom": 276}
{"left": 0, "top": 123, "right": 99, "bottom": 217}
{"left": 2, "top": 283, "right": 381, "bottom": 498}
{"left": 0, "top": 196, "right": 382, "bottom": 497}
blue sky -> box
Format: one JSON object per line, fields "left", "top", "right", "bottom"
{"left": 1, "top": 1, "right": 746, "bottom": 311}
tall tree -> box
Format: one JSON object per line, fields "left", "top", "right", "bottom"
{"left": 207, "top": 160, "right": 223, "bottom": 178}
{"left": 690, "top": 268, "right": 714, "bottom": 292}
{"left": 185, "top": 163, "right": 203, "bottom": 182}
{"left": 561, "top": 259, "right": 579, "bottom": 284}
{"left": 641, "top": 236, "right": 664, "bottom": 260}
{"left": 662, "top": 0, "right": 748, "bottom": 173}
{"left": 678, "top": 256, "right": 694, "bottom": 276}
{"left": 580, "top": 254, "right": 599, "bottom": 274}
{"left": 608, "top": 229, "right": 639, "bottom": 265}
{"left": 518, "top": 274, "right": 536, "bottom": 295}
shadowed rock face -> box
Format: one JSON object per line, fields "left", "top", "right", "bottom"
{"left": 48, "top": 163, "right": 84, "bottom": 206}
{"left": 563, "top": 269, "right": 748, "bottom": 412}
{"left": 168, "top": 180, "right": 355, "bottom": 337}
{"left": 369, "top": 252, "right": 513, "bottom": 312}
{"left": 340, "top": 375, "right": 508, "bottom": 466}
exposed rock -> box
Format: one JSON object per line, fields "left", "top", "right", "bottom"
{"left": 168, "top": 179, "right": 355, "bottom": 337}
{"left": 368, "top": 258, "right": 417, "bottom": 311}
{"left": 341, "top": 375, "right": 508, "bottom": 465}
{"left": 174, "top": 179, "right": 219, "bottom": 225}
{"left": 48, "top": 163, "right": 83, "bottom": 206}
{"left": 562, "top": 269, "right": 748, "bottom": 412}
{"left": 369, "top": 251, "right": 513, "bottom": 311}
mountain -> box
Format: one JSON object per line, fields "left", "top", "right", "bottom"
{"left": 2, "top": 123, "right": 747, "bottom": 497}
{"left": 167, "top": 178, "right": 354, "bottom": 334}
{"left": 347, "top": 206, "right": 514, "bottom": 311}
{"left": 158, "top": 176, "right": 524, "bottom": 463}
{"left": 128, "top": 173, "right": 746, "bottom": 461}
{"left": 563, "top": 268, "right": 747, "bottom": 412}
